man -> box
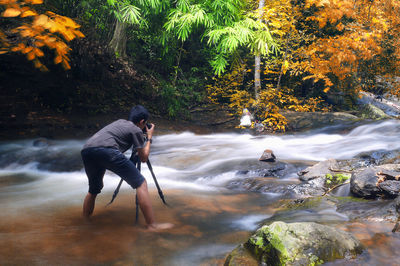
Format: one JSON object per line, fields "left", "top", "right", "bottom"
{"left": 81, "top": 105, "right": 172, "bottom": 231}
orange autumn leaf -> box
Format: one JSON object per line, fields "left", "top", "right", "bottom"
{"left": 34, "top": 48, "right": 43, "bottom": 57}
{"left": 54, "top": 55, "right": 62, "bottom": 64}
{"left": 61, "top": 59, "right": 70, "bottom": 70}
{"left": 22, "top": 46, "right": 33, "bottom": 54}
{"left": 21, "top": 10, "right": 37, "bottom": 17}
{"left": 1, "top": 0, "right": 85, "bottom": 71}
{"left": 26, "top": 51, "right": 35, "bottom": 60}
{"left": 3, "top": 8, "right": 21, "bottom": 17}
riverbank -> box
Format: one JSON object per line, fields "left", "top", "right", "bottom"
{"left": 0, "top": 108, "right": 362, "bottom": 140}
{"left": 3, "top": 89, "right": 400, "bottom": 140}
{"left": 0, "top": 109, "right": 237, "bottom": 140}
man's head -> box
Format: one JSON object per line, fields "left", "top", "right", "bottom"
{"left": 128, "top": 105, "right": 149, "bottom": 126}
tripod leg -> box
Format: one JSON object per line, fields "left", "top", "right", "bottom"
{"left": 135, "top": 159, "right": 141, "bottom": 225}
{"left": 135, "top": 192, "right": 139, "bottom": 225}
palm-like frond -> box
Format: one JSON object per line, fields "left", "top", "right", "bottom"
{"left": 120, "top": 3, "right": 142, "bottom": 25}
{"left": 210, "top": 53, "right": 228, "bottom": 76}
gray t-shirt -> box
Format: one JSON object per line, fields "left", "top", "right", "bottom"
{"left": 83, "top": 119, "right": 145, "bottom": 153}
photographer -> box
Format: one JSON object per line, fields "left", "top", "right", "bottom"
{"left": 81, "top": 105, "right": 173, "bottom": 231}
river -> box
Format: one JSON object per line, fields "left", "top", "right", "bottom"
{"left": 1, "top": 119, "right": 400, "bottom": 265}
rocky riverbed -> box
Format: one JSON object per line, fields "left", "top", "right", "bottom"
{"left": 224, "top": 131, "right": 400, "bottom": 265}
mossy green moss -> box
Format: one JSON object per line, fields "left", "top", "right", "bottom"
{"left": 247, "top": 224, "right": 294, "bottom": 266}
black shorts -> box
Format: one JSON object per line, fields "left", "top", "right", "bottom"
{"left": 81, "top": 147, "right": 145, "bottom": 194}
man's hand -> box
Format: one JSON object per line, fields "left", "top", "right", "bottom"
{"left": 146, "top": 123, "right": 155, "bottom": 140}
{"left": 138, "top": 123, "right": 154, "bottom": 163}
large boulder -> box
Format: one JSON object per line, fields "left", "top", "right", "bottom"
{"left": 350, "top": 164, "right": 400, "bottom": 198}
{"left": 225, "top": 221, "right": 363, "bottom": 266}
{"left": 359, "top": 103, "right": 390, "bottom": 119}
{"left": 282, "top": 111, "right": 359, "bottom": 132}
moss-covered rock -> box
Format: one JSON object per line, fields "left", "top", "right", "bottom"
{"left": 226, "top": 221, "right": 363, "bottom": 266}
{"left": 224, "top": 244, "right": 258, "bottom": 266}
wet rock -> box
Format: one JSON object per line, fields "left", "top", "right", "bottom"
{"left": 263, "top": 197, "right": 349, "bottom": 224}
{"left": 350, "top": 164, "right": 400, "bottom": 198}
{"left": 352, "top": 149, "right": 400, "bottom": 167}
{"left": 287, "top": 177, "right": 327, "bottom": 197}
{"left": 298, "top": 158, "right": 339, "bottom": 181}
{"left": 395, "top": 196, "right": 400, "bottom": 213}
{"left": 227, "top": 177, "right": 299, "bottom": 197}
{"left": 359, "top": 103, "right": 390, "bottom": 119}
{"left": 259, "top": 149, "right": 276, "bottom": 162}
{"left": 226, "top": 221, "right": 363, "bottom": 266}
{"left": 350, "top": 167, "right": 383, "bottom": 198}
{"left": 236, "top": 161, "right": 298, "bottom": 179}
{"left": 33, "top": 138, "right": 51, "bottom": 147}
{"left": 224, "top": 244, "right": 258, "bottom": 266}
{"left": 282, "top": 111, "right": 359, "bottom": 132}
{"left": 336, "top": 197, "right": 398, "bottom": 222}
{"left": 378, "top": 180, "right": 400, "bottom": 198}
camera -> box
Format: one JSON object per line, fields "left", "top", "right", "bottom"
{"left": 142, "top": 123, "right": 152, "bottom": 133}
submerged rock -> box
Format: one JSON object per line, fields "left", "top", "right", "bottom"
{"left": 33, "top": 138, "right": 51, "bottom": 147}
{"left": 236, "top": 161, "right": 294, "bottom": 178}
{"left": 227, "top": 177, "right": 300, "bottom": 197}
{"left": 226, "top": 221, "right": 363, "bottom": 266}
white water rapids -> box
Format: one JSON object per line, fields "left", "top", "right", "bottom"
{"left": 1, "top": 119, "right": 400, "bottom": 211}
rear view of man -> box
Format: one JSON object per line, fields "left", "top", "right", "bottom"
{"left": 81, "top": 105, "right": 173, "bottom": 231}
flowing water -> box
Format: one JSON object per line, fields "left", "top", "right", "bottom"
{"left": 1, "top": 120, "right": 400, "bottom": 265}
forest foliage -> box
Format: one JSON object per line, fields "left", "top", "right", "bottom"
{"left": 0, "top": 0, "right": 84, "bottom": 71}
{"left": 1, "top": 0, "right": 399, "bottom": 131}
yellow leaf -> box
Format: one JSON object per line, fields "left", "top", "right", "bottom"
{"left": 34, "top": 14, "right": 49, "bottom": 27}
{"left": 73, "top": 30, "right": 85, "bottom": 38}
{"left": 21, "top": 10, "right": 38, "bottom": 18}
{"left": 29, "top": 0, "right": 44, "bottom": 4}
{"left": 3, "top": 8, "right": 21, "bottom": 17}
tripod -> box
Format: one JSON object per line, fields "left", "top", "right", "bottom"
{"left": 107, "top": 155, "right": 168, "bottom": 224}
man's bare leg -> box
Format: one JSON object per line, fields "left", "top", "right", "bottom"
{"left": 83, "top": 192, "right": 97, "bottom": 218}
{"left": 136, "top": 180, "right": 173, "bottom": 231}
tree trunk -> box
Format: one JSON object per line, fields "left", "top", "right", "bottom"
{"left": 277, "top": 34, "right": 290, "bottom": 91}
{"left": 109, "top": 19, "right": 127, "bottom": 58}
{"left": 254, "top": 55, "right": 261, "bottom": 99}
{"left": 254, "top": 0, "right": 265, "bottom": 100}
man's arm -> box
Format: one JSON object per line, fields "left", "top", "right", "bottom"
{"left": 137, "top": 123, "right": 154, "bottom": 162}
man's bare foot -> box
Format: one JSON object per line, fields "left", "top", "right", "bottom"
{"left": 146, "top": 223, "right": 174, "bottom": 232}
